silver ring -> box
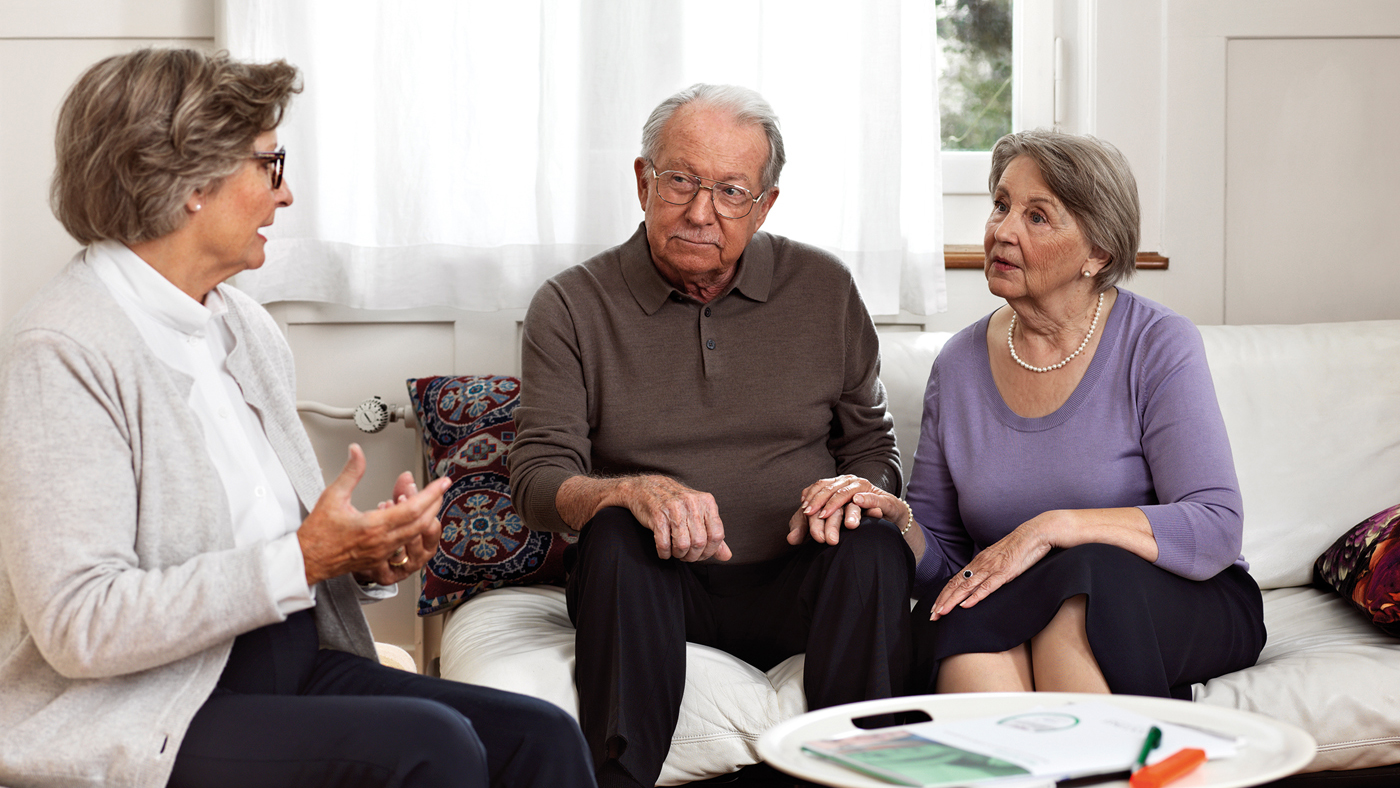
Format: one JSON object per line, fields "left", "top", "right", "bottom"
{"left": 962, "top": 569, "right": 974, "bottom": 579}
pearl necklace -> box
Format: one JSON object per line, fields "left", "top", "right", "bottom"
{"left": 1007, "top": 291, "right": 1104, "bottom": 373}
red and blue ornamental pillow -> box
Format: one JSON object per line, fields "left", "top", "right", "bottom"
{"left": 405, "top": 375, "right": 574, "bottom": 616}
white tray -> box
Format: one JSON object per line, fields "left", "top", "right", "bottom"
{"left": 758, "top": 692, "right": 1316, "bottom": 788}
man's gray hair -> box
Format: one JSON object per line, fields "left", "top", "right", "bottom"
{"left": 989, "top": 129, "right": 1141, "bottom": 292}
{"left": 640, "top": 83, "right": 786, "bottom": 191}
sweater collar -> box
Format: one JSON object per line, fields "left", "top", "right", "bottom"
{"left": 620, "top": 222, "right": 774, "bottom": 315}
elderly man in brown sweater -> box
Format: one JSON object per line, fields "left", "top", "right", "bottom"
{"left": 509, "top": 84, "right": 918, "bottom": 788}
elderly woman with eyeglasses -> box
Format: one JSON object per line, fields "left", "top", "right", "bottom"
{"left": 817, "top": 130, "right": 1266, "bottom": 699}
{"left": 0, "top": 48, "right": 593, "bottom": 788}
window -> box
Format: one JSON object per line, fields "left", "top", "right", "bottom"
{"left": 938, "top": 0, "right": 1012, "bottom": 152}
{"left": 940, "top": 0, "right": 1056, "bottom": 251}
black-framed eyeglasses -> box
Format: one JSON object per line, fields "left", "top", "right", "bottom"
{"left": 251, "top": 146, "right": 286, "bottom": 190}
{"left": 648, "top": 163, "right": 766, "bottom": 219}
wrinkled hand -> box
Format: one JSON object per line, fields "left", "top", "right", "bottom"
{"left": 299, "top": 444, "right": 451, "bottom": 586}
{"left": 787, "top": 475, "right": 882, "bottom": 546}
{"left": 625, "top": 476, "right": 731, "bottom": 562}
{"left": 851, "top": 489, "right": 910, "bottom": 531}
{"left": 354, "top": 472, "right": 444, "bottom": 586}
{"left": 930, "top": 517, "right": 1053, "bottom": 620}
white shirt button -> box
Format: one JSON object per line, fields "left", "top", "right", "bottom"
{"left": 254, "top": 486, "right": 267, "bottom": 498}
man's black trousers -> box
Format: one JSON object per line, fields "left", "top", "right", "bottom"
{"left": 566, "top": 506, "right": 914, "bottom": 788}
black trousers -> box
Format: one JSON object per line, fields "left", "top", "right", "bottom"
{"left": 566, "top": 507, "right": 914, "bottom": 788}
{"left": 169, "top": 609, "right": 596, "bottom": 788}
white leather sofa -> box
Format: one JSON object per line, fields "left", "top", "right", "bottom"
{"left": 431, "top": 318, "right": 1400, "bottom": 783}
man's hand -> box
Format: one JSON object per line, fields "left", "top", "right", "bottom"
{"left": 626, "top": 476, "right": 732, "bottom": 562}
{"left": 299, "top": 444, "right": 451, "bottom": 586}
{"left": 557, "top": 474, "right": 732, "bottom": 562}
{"left": 787, "top": 474, "right": 883, "bottom": 546}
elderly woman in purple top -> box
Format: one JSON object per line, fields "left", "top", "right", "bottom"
{"left": 815, "top": 130, "right": 1265, "bottom": 699}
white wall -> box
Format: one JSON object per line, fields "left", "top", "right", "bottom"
{"left": 5, "top": 0, "right": 1399, "bottom": 658}
{"left": 0, "top": 0, "right": 216, "bottom": 320}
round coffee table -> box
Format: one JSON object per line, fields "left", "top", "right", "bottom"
{"left": 758, "top": 693, "right": 1316, "bottom": 788}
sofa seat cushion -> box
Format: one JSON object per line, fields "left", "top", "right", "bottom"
{"left": 1195, "top": 586, "right": 1400, "bottom": 772}
{"left": 438, "top": 585, "right": 808, "bottom": 785}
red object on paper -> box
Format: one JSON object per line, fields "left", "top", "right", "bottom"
{"left": 1129, "top": 747, "right": 1207, "bottom": 788}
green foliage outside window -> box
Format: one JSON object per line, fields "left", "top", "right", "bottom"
{"left": 938, "top": 0, "right": 1012, "bottom": 151}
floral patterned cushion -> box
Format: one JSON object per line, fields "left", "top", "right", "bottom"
{"left": 1314, "top": 503, "right": 1400, "bottom": 636}
{"left": 406, "top": 375, "right": 575, "bottom": 616}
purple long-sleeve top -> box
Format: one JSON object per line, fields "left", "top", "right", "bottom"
{"left": 907, "top": 289, "right": 1248, "bottom": 600}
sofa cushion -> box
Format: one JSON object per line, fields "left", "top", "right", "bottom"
{"left": 1314, "top": 503, "right": 1400, "bottom": 636}
{"left": 1195, "top": 586, "right": 1400, "bottom": 772}
{"left": 877, "top": 330, "right": 954, "bottom": 482}
{"left": 406, "top": 375, "right": 575, "bottom": 616}
{"left": 1196, "top": 321, "right": 1400, "bottom": 589}
{"left": 438, "top": 585, "right": 809, "bottom": 785}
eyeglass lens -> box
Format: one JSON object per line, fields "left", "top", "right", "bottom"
{"left": 655, "top": 170, "right": 756, "bottom": 219}
{"left": 255, "top": 148, "right": 285, "bottom": 190}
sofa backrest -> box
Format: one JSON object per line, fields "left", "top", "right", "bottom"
{"left": 877, "top": 319, "right": 1400, "bottom": 591}
{"left": 1198, "top": 320, "right": 1400, "bottom": 588}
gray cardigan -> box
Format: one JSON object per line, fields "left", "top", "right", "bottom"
{"left": 0, "top": 254, "right": 376, "bottom": 788}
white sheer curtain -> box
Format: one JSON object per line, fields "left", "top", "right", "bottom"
{"left": 221, "top": 0, "right": 945, "bottom": 316}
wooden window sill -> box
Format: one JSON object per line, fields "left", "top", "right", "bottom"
{"left": 944, "top": 245, "right": 1168, "bottom": 270}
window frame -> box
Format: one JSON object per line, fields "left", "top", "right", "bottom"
{"left": 939, "top": 0, "right": 1054, "bottom": 201}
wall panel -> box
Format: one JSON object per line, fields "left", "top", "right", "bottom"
{"left": 1225, "top": 37, "right": 1400, "bottom": 324}
{"left": 0, "top": 38, "right": 213, "bottom": 321}
{"left": 0, "top": 0, "right": 212, "bottom": 38}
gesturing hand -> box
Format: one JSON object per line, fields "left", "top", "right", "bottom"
{"left": 355, "top": 472, "right": 444, "bottom": 586}
{"left": 787, "top": 475, "right": 883, "bottom": 546}
{"left": 625, "top": 475, "right": 731, "bottom": 563}
{"left": 299, "top": 444, "right": 451, "bottom": 586}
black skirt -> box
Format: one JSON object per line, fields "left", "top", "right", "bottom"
{"left": 911, "top": 543, "right": 1266, "bottom": 699}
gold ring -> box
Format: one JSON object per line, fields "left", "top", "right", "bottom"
{"left": 389, "top": 548, "right": 409, "bottom": 568}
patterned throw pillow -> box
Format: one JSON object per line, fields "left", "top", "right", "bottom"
{"left": 406, "top": 375, "right": 575, "bottom": 616}
{"left": 1314, "top": 503, "right": 1400, "bottom": 636}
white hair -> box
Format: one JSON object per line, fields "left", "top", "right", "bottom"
{"left": 640, "top": 83, "right": 786, "bottom": 190}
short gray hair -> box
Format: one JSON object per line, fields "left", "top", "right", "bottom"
{"left": 51, "top": 48, "right": 301, "bottom": 245}
{"left": 989, "top": 129, "right": 1140, "bottom": 291}
{"left": 640, "top": 83, "right": 786, "bottom": 191}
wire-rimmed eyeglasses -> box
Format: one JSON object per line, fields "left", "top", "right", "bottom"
{"left": 648, "top": 164, "right": 766, "bottom": 219}
{"left": 251, "top": 146, "right": 286, "bottom": 190}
